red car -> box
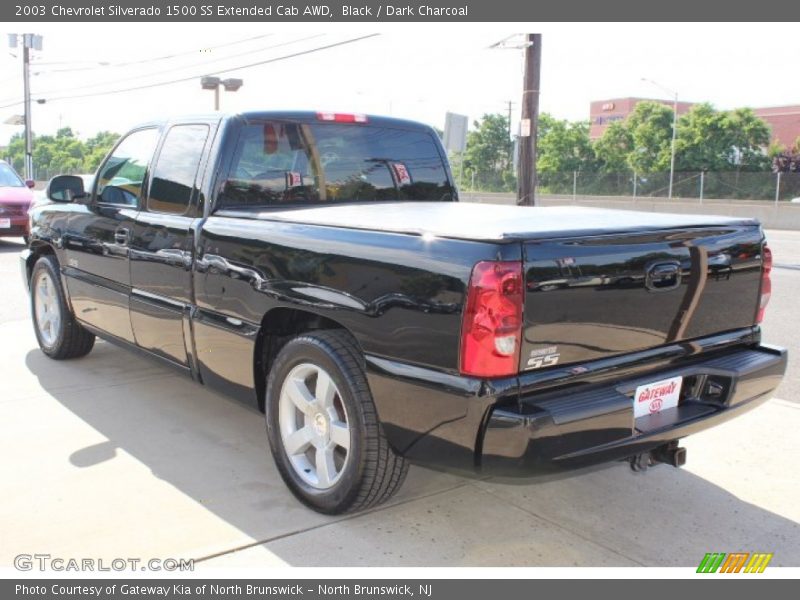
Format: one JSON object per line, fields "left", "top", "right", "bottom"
{"left": 0, "top": 160, "right": 35, "bottom": 243}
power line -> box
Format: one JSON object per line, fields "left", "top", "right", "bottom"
{"left": 0, "top": 34, "right": 379, "bottom": 110}
{"left": 0, "top": 33, "right": 283, "bottom": 105}
{"left": 21, "top": 34, "right": 324, "bottom": 99}
{"left": 33, "top": 33, "right": 275, "bottom": 73}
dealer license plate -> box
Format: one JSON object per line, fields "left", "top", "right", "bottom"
{"left": 633, "top": 375, "right": 683, "bottom": 418}
{"left": 0, "top": 218, "right": 10, "bottom": 229}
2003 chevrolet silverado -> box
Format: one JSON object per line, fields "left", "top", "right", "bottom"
{"left": 21, "top": 111, "right": 787, "bottom": 514}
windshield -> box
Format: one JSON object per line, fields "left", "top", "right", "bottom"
{"left": 218, "top": 122, "right": 453, "bottom": 208}
{"left": 0, "top": 163, "right": 24, "bottom": 187}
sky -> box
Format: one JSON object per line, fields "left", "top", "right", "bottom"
{"left": 0, "top": 22, "right": 798, "bottom": 146}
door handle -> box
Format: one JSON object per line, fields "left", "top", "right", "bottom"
{"left": 646, "top": 261, "right": 682, "bottom": 292}
{"left": 114, "top": 227, "right": 130, "bottom": 246}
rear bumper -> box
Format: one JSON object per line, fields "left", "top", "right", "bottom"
{"left": 365, "top": 336, "right": 786, "bottom": 476}
{"left": 481, "top": 344, "right": 787, "bottom": 475}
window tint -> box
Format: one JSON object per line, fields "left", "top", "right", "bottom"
{"left": 96, "top": 128, "right": 159, "bottom": 207}
{"left": 148, "top": 124, "right": 210, "bottom": 215}
{"left": 218, "top": 122, "right": 452, "bottom": 208}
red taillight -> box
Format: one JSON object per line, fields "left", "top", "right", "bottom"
{"left": 460, "top": 261, "right": 523, "bottom": 378}
{"left": 757, "top": 244, "right": 772, "bottom": 323}
{"left": 316, "top": 112, "right": 368, "bottom": 123}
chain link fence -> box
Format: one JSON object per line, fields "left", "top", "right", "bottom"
{"left": 0, "top": 158, "right": 84, "bottom": 183}
{"left": 31, "top": 164, "right": 85, "bottom": 182}
{"left": 537, "top": 171, "right": 800, "bottom": 202}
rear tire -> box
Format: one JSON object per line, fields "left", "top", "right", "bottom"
{"left": 30, "top": 255, "right": 95, "bottom": 359}
{"left": 265, "top": 330, "right": 408, "bottom": 514}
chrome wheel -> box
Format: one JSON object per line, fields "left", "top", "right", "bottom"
{"left": 278, "top": 362, "right": 351, "bottom": 490}
{"left": 33, "top": 271, "right": 61, "bottom": 347}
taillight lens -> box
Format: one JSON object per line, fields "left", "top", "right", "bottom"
{"left": 757, "top": 244, "right": 772, "bottom": 323}
{"left": 460, "top": 261, "right": 523, "bottom": 377}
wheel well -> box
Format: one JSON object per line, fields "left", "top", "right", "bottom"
{"left": 26, "top": 242, "right": 56, "bottom": 281}
{"left": 253, "top": 308, "right": 350, "bottom": 412}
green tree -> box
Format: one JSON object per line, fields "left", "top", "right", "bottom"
{"left": 5, "top": 133, "right": 26, "bottom": 173}
{"left": 536, "top": 114, "right": 595, "bottom": 174}
{"left": 536, "top": 113, "right": 596, "bottom": 192}
{"left": 84, "top": 131, "right": 120, "bottom": 171}
{"left": 4, "top": 128, "right": 120, "bottom": 179}
{"left": 725, "top": 108, "right": 770, "bottom": 171}
{"left": 592, "top": 101, "right": 771, "bottom": 178}
{"left": 675, "top": 104, "right": 769, "bottom": 172}
{"left": 593, "top": 121, "right": 633, "bottom": 172}
{"left": 592, "top": 101, "right": 674, "bottom": 174}
{"left": 462, "top": 113, "right": 513, "bottom": 191}
{"left": 625, "top": 101, "right": 675, "bottom": 173}
{"left": 767, "top": 140, "right": 787, "bottom": 158}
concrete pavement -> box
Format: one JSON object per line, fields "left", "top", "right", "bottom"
{"left": 0, "top": 234, "right": 798, "bottom": 569}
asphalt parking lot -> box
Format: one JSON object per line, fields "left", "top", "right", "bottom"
{"left": 0, "top": 230, "right": 798, "bottom": 569}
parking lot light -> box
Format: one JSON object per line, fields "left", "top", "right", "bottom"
{"left": 200, "top": 76, "right": 242, "bottom": 110}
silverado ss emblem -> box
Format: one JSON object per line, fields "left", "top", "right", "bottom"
{"left": 527, "top": 346, "right": 561, "bottom": 369}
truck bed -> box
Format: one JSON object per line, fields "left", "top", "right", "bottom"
{"left": 216, "top": 202, "right": 758, "bottom": 242}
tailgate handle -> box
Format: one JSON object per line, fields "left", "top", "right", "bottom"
{"left": 646, "top": 261, "right": 681, "bottom": 292}
{"left": 114, "top": 227, "right": 130, "bottom": 246}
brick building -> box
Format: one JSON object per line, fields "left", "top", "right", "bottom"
{"left": 752, "top": 105, "right": 800, "bottom": 150}
{"left": 589, "top": 97, "right": 800, "bottom": 150}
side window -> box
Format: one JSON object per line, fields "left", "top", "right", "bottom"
{"left": 148, "top": 124, "right": 210, "bottom": 215}
{"left": 96, "top": 128, "right": 159, "bottom": 207}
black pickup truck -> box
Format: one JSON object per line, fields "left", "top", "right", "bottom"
{"left": 22, "top": 111, "right": 787, "bottom": 514}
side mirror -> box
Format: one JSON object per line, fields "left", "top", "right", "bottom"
{"left": 25, "top": 179, "right": 35, "bottom": 189}
{"left": 46, "top": 175, "right": 89, "bottom": 203}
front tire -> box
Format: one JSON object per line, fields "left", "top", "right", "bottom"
{"left": 30, "top": 255, "right": 95, "bottom": 359}
{"left": 265, "top": 330, "right": 408, "bottom": 514}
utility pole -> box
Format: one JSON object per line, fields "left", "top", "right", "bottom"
{"left": 505, "top": 100, "right": 515, "bottom": 177}
{"left": 10, "top": 34, "right": 42, "bottom": 180}
{"left": 517, "top": 34, "right": 541, "bottom": 206}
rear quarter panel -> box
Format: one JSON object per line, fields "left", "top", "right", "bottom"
{"left": 193, "top": 216, "right": 521, "bottom": 399}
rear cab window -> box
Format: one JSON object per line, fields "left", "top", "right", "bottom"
{"left": 217, "top": 119, "right": 453, "bottom": 209}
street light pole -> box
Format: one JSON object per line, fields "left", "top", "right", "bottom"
{"left": 22, "top": 40, "right": 33, "bottom": 180}
{"left": 642, "top": 78, "right": 678, "bottom": 200}
{"left": 668, "top": 92, "right": 677, "bottom": 200}
{"left": 10, "top": 34, "right": 42, "bottom": 180}
{"left": 201, "top": 76, "right": 243, "bottom": 110}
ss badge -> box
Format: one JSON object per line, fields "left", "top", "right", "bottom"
{"left": 527, "top": 346, "right": 561, "bottom": 369}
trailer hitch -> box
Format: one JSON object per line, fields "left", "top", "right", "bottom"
{"left": 629, "top": 441, "right": 687, "bottom": 472}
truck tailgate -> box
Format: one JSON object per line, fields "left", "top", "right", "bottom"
{"left": 520, "top": 225, "right": 765, "bottom": 370}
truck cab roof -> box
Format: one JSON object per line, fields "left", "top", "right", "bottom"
{"left": 129, "top": 111, "right": 435, "bottom": 132}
